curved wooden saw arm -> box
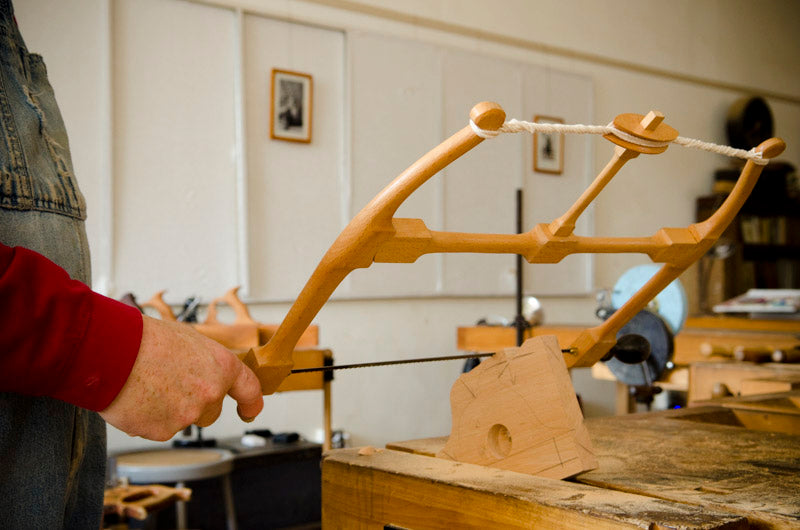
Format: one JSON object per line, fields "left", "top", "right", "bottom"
{"left": 243, "top": 101, "right": 785, "bottom": 394}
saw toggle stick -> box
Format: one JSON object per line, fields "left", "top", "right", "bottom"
{"left": 242, "top": 102, "right": 785, "bottom": 394}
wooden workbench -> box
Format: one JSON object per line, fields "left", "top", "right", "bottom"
{"left": 322, "top": 397, "right": 799, "bottom": 528}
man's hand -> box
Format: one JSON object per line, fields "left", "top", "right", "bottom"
{"left": 100, "top": 315, "right": 264, "bottom": 441}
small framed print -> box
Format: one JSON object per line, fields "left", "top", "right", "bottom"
{"left": 270, "top": 69, "right": 313, "bottom": 143}
{"left": 533, "top": 115, "right": 564, "bottom": 175}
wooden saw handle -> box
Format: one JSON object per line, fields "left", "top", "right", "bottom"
{"left": 242, "top": 100, "right": 785, "bottom": 394}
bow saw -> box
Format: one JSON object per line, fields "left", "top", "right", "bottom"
{"left": 241, "top": 101, "right": 785, "bottom": 395}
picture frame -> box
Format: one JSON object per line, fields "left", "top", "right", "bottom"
{"left": 270, "top": 69, "right": 313, "bottom": 143}
{"left": 533, "top": 115, "right": 564, "bottom": 175}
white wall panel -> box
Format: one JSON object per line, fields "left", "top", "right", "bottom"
{"left": 440, "top": 50, "right": 524, "bottom": 295}
{"left": 347, "top": 32, "right": 443, "bottom": 298}
{"left": 523, "top": 67, "right": 594, "bottom": 295}
{"left": 346, "top": 33, "right": 593, "bottom": 298}
{"left": 112, "top": 0, "right": 238, "bottom": 300}
{"left": 243, "top": 15, "right": 344, "bottom": 301}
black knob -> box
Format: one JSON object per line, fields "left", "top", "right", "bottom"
{"left": 609, "top": 333, "right": 652, "bottom": 364}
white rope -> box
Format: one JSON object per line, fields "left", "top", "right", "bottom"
{"left": 470, "top": 118, "right": 768, "bottom": 165}
{"left": 673, "top": 135, "right": 766, "bottom": 164}
{"left": 469, "top": 119, "right": 501, "bottom": 139}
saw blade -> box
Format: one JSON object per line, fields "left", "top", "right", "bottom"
{"left": 290, "top": 348, "right": 575, "bottom": 373}
{"left": 290, "top": 352, "right": 495, "bottom": 373}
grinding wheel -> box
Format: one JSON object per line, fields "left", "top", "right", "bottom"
{"left": 611, "top": 264, "right": 688, "bottom": 335}
{"left": 604, "top": 310, "right": 673, "bottom": 386}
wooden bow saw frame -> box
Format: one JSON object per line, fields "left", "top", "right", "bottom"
{"left": 242, "top": 101, "right": 785, "bottom": 395}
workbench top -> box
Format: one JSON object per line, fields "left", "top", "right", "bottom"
{"left": 582, "top": 407, "right": 799, "bottom": 528}
{"left": 329, "top": 403, "right": 800, "bottom": 528}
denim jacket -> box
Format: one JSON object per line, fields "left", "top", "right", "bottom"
{"left": 0, "top": 1, "right": 106, "bottom": 527}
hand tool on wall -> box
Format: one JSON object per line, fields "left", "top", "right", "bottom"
{"left": 241, "top": 101, "right": 785, "bottom": 394}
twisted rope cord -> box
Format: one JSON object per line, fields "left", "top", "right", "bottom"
{"left": 470, "top": 118, "right": 768, "bottom": 165}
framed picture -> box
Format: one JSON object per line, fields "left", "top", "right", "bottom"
{"left": 533, "top": 115, "right": 564, "bottom": 175}
{"left": 270, "top": 69, "right": 313, "bottom": 143}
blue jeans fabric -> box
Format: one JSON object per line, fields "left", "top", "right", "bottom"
{"left": 0, "top": 1, "right": 106, "bottom": 528}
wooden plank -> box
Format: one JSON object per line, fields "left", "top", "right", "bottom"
{"left": 691, "top": 391, "right": 800, "bottom": 435}
{"left": 727, "top": 408, "right": 800, "bottom": 435}
{"left": 713, "top": 391, "right": 800, "bottom": 414}
{"left": 322, "top": 448, "right": 746, "bottom": 529}
{"left": 439, "top": 336, "right": 596, "bottom": 479}
{"left": 685, "top": 316, "right": 800, "bottom": 333}
{"left": 456, "top": 325, "right": 581, "bottom": 352}
{"left": 592, "top": 362, "right": 688, "bottom": 390}
{"left": 740, "top": 376, "right": 800, "bottom": 396}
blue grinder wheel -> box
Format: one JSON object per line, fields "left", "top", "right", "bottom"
{"left": 611, "top": 264, "right": 688, "bottom": 335}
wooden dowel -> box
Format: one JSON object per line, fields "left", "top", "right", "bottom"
{"left": 549, "top": 145, "right": 638, "bottom": 237}
{"left": 732, "top": 346, "right": 773, "bottom": 363}
{"left": 772, "top": 347, "right": 800, "bottom": 363}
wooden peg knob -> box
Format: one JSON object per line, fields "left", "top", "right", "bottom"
{"left": 470, "top": 101, "right": 505, "bottom": 130}
{"left": 641, "top": 111, "right": 664, "bottom": 131}
{"left": 756, "top": 137, "right": 786, "bottom": 159}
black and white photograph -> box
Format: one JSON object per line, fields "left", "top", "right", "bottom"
{"left": 270, "top": 68, "right": 313, "bottom": 143}
{"left": 533, "top": 115, "right": 564, "bottom": 174}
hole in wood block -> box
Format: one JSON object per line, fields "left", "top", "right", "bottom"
{"left": 487, "top": 424, "right": 512, "bottom": 458}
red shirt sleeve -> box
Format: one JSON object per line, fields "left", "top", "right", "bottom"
{"left": 0, "top": 243, "right": 142, "bottom": 411}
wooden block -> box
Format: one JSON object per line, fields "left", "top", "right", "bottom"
{"left": 439, "top": 336, "right": 596, "bottom": 479}
{"left": 322, "top": 448, "right": 747, "bottom": 529}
